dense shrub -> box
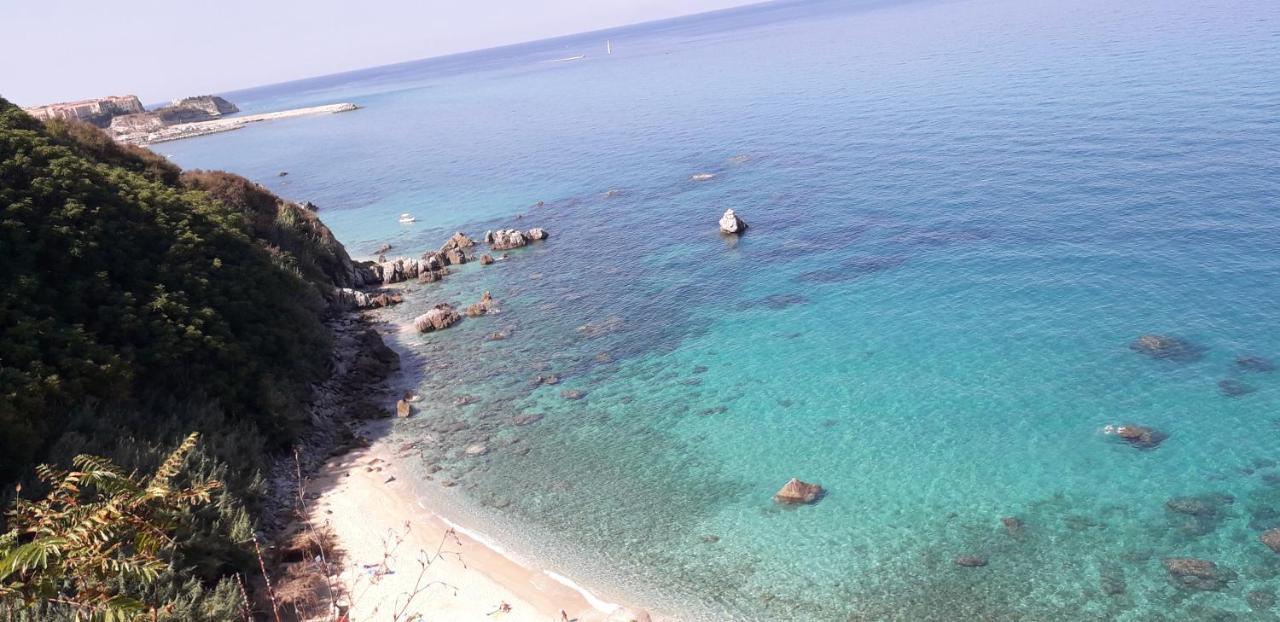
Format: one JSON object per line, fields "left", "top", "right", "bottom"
{"left": 0, "top": 95, "right": 356, "bottom": 617}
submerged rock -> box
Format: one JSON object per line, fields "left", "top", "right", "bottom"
{"left": 1219, "top": 379, "right": 1255, "bottom": 397}
{"left": 953, "top": 555, "right": 988, "bottom": 568}
{"left": 464, "top": 444, "right": 488, "bottom": 456}
{"left": 1260, "top": 528, "right": 1280, "bottom": 554}
{"left": 1162, "top": 558, "right": 1235, "bottom": 591}
{"left": 413, "top": 304, "right": 461, "bottom": 333}
{"left": 1249, "top": 589, "right": 1277, "bottom": 611}
{"left": 1106, "top": 424, "right": 1167, "bottom": 450}
{"left": 512, "top": 413, "right": 543, "bottom": 426}
{"left": 1130, "top": 334, "right": 1203, "bottom": 362}
{"left": 560, "top": 389, "right": 585, "bottom": 400}
{"left": 1237, "top": 355, "right": 1276, "bottom": 373}
{"left": 1166, "top": 493, "right": 1233, "bottom": 517}
{"left": 774, "top": 478, "right": 824, "bottom": 504}
{"left": 1001, "top": 516, "right": 1025, "bottom": 539}
{"left": 719, "top": 208, "right": 748, "bottom": 234}
{"left": 1099, "top": 562, "right": 1126, "bottom": 596}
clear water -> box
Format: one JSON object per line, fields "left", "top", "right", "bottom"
{"left": 162, "top": 0, "right": 1280, "bottom": 618}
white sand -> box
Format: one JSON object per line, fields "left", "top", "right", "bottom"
{"left": 306, "top": 442, "right": 657, "bottom": 621}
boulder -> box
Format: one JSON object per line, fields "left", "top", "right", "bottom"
{"left": 774, "top": 478, "right": 823, "bottom": 504}
{"left": 719, "top": 208, "right": 747, "bottom": 234}
{"left": 413, "top": 304, "right": 461, "bottom": 333}
{"left": 419, "top": 269, "right": 447, "bottom": 283}
{"left": 1162, "top": 558, "right": 1235, "bottom": 591}
{"left": 466, "top": 291, "right": 494, "bottom": 317}
{"left": 1108, "top": 424, "right": 1167, "bottom": 450}
{"left": 1260, "top": 528, "right": 1280, "bottom": 554}
{"left": 396, "top": 399, "right": 412, "bottom": 418}
{"left": 443, "top": 248, "right": 467, "bottom": 266}
{"left": 442, "top": 231, "right": 475, "bottom": 250}
{"left": 464, "top": 444, "right": 488, "bottom": 456}
{"left": 954, "top": 555, "right": 988, "bottom": 568}
{"left": 485, "top": 228, "right": 530, "bottom": 251}
{"left": 479, "top": 254, "right": 495, "bottom": 265}
{"left": 527, "top": 228, "right": 548, "bottom": 241}
{"left": 1130, "top": 334, "right": 1202, "bottom": 362}
{"left": 419, "top": 252, "right": 445, "bottom": 272}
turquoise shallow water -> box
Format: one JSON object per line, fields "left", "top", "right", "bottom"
{"left": 163, "top": 0, "right": 1280, "bottom": 618}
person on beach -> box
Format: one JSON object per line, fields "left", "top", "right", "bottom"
{"left": 561, "top": 610, "right": 570, "bottom": 622}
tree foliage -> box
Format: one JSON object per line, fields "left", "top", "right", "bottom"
{"left": 0, "top": 433, "right": 219, "bottom": 621}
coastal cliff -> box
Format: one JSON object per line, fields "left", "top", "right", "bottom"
{"left": 0, "top": 96, "right": 395, "bottom": 620}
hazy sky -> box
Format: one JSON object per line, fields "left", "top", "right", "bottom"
{"left": 2, "top": 0, "right": 763, "bottom": 107}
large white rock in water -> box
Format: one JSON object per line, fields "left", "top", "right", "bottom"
{"left": 413, "top": 304, "right": 461, "bottom": 333}
{"left": 719, "top": 208, "right": 747, "bottom": 234}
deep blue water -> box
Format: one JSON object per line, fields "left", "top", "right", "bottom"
{"left": 162, "top": 0, "right": 1280, "bottom": 618}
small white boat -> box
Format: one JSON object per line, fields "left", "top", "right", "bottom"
{"left": 549, "top": 54, "right": 586, "bottom": 63}
{"left": 607, "top": 40, "right": 613, "bottom": 55}
{"left": 398, "top": 213, "right": 416, "bottom": 224}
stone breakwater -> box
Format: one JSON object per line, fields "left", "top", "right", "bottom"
{"left": 119, "top": 102, "right": 359, "bottom": 146}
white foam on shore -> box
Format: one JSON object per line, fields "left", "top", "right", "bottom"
{"left": 545, "top": 570, "right": 622, "bottom": 614}
{"left": 419, "top": 501, "right": 621, "bottom": 614}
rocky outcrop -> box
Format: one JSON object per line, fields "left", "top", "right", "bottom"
{"left": 485, "top": 229, "right": 527, "bottom": 250}
{"left": 719, "top": 208, "right": 747, "bottom": 234}
{"left": 774, "top": 478, "right": 823, "bottom": 504}
{"left": 1162, "top": 558, "right": 1235, "bottom": 591}
{"left": 1130, "top": 334, "right": 1202, "bottom": 362}
{"left": 438, "top": 232, "right": 475, "bottom": 265}
{"left": 334, "top": 288, "right": 402, "bottom": 310}
{"left": 466, "top": 291, "right": 495, "bottom": 317}
{"left": 414, "top": 304, "right": 461, "bottom": 333}
{"left": 484, "top": 228, "right": 549, "bottom": 251}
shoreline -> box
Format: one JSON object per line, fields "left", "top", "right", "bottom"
{"left": 118, "top": 102, "right": 358, "bottom": 146}
{"left": 306, "top": 437, "right": 657, "bottom": 621}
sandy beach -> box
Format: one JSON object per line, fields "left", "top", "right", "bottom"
{"left": 306, "top": 440, "right": 657, "bottom": 622}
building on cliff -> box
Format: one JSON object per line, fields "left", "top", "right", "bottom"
{"left": 23, "top": 95, "right": 145, "bottom": 127}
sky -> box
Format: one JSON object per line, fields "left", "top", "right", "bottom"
{"left": 1, "top": 0, "right": 764, "bottom": 107}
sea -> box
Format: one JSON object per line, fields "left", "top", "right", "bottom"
{"left": 161, "top": 0, "right": 1280, "bottom": 618}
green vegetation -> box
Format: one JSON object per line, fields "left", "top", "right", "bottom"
{"left": 1, "top": 434, "right": 219, "bottom": 620}
{"left": 0, "top": 95, "right": 362, "bottom": 618}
